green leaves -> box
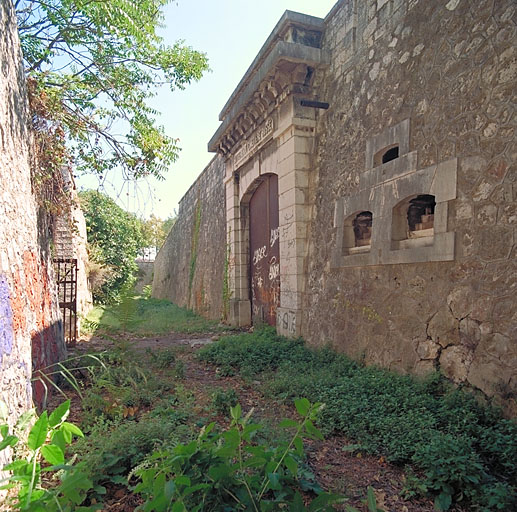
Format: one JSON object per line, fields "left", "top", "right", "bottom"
{"left": 295, "top": 398, "right": 311, "bottom": 417}
{"left": 17, "top": 0, "right": 209, "bottom": 181}
{"left": 0, "top": 400, "right": 92, "bottom": 510}
{"left": 49, "top": 400, "right": 70, "bottom": 427}
{"left": 80, "top": 189, "right": 145, "bottom": 303}
{"left": 41, "top": 445, "right": 64, "bottom": 466}
{"left": 28, "top": 412, "right": 49, "bottom": 451}
{"left": 134, "top": 399, "right": 342, "bottom": 511}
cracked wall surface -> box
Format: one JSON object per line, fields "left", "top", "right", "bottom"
{"left": 0, "top": 0, "right": 65, "bottom": 473}
{"left": 304, "top": 0, "right": 516, "bottom": 413}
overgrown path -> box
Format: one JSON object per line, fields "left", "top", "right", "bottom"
{"left": 72, "top": 332, "right": 443, "bottom": 512}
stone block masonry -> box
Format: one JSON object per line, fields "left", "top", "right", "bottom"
{"left": 305, "top": 0, "right": 516, "bottom": 414}
{"left": 0, "top": 0, "right": 65, "bottom": 474}
{"left": 153, "top": 0, "right": 517, "bottom": 414}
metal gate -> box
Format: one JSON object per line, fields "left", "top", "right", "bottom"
{"left": 54, "top": 258, "right": 78, "bottom": 345}
{"left": 249, "top": 174, "right": 280, "bottom": 326}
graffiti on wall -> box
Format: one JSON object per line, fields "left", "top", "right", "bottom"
{"left": 279, "top": 309, "right": 297, "bottom": 336}
{"left": 0, "top": 251, "right": 63, "bottom": 407}
{"left": 0, "top": 275, "right": 14, "bottom": 362}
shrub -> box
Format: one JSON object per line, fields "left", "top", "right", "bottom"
{"left": 76, "top": 408, "right": 190, "bottom": 486}
{"left": 133, "top": 399, "right": 343, "bottom": 511}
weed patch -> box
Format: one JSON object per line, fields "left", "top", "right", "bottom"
{"left": 211, "top": 387, "right": 239, "bottom": 415}
{"left": 133, "top": 400, "right": 344, "bottom": 511}
{"left": 199, "top": 329, "right": 517, "bottom": 510}
{"left": 75, "top": 405, "right": 191, "bottom": 487}
{"left": 85, "top": 296, "right": 223, "bottom": 336}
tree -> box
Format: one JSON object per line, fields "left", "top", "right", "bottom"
{"left": 162, "top": 215, "right": 176, "bottom": 239}
{"left": 80, "top": 190, "right": 144, "bottom": 303}
{"left": 16, "top": 0, "right": 209, "bottom": 181}
{"left": 139, "top": 214, "right": 165, "bottom": 250}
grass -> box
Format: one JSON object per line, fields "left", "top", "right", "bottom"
{"left": 84, "top": 295, "right": 224, "bottom": 335}
{"left": 198, "top": 327, "right": 517, "bottom": 511}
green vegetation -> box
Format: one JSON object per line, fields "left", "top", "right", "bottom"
{"left": 0, "top": 400, "right": 91, "bottom": 511}
{"left": 16, "top": 0, "right": 209, "bottom": 181}
{"left": 140, "top": 214, "right": 176, "bottom": 251}
{"left": 2, "top": 336, "right": 353, "bottom": 511}
{"left": 199, "top": 328, "right": 517, "bottom": 511}
{"left": 188, "top": 200, "right": 203, "bottom": 307}
{"left": 211, "top": 387, "right": 239, "bottom": 416}
{"left": 133, "top": 400, "right": 343, "bottom": 511}
{"left": 85, "top": 295, "right": 222, "bottom": 335}
{"left": 80, "top": 190, "right": 145, "bottom": 303}
{"left": 4, "top": 301, "right": 514, "bottom": 511}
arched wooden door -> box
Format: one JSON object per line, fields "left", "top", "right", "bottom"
{"left": 249, "top": 174, "right": 280, "bottom": 326}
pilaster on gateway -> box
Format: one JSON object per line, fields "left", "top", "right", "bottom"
{"left": 209, "top": 11, "right": 328, "bottom": 334}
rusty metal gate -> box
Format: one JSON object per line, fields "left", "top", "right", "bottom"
{"left": 249, "top": 174, "right": 280, "bottom": 326}
{"left": 54, "top": 258, "right": 78, "bottom": 345}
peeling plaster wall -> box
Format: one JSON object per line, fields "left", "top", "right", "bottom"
{"left": 152, "top": 156, "right": 226, "bottom": 320}
{"left": 304, "top": 0, "right": 516, "bottom": 412}
{"left": 0, "top": 0, "right": 65, "bottom": 472}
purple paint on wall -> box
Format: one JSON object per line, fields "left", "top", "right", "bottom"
{"left": 0, "top": 275, "right": 14, "bottom": 362}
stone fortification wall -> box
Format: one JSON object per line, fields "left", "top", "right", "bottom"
{"left": 304, "top": 0, "right": 516, "bottom": 411}
{"left": 0, "top": 0, "right": 65, "bottom": 471}
{"left": 153, "top": 156, "right": 226, "bottom": 319}
{"left": 54, "top": 175, "right": 93, "bottom": 324}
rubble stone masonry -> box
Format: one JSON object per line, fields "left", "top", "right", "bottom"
{"left": 305, "top": 0, "right": 516, "bottom": 413}
{"left": 0, "top": 0, "right": 65, "bottom": 471}
{"left": 153, "top": 156, "right": 226, "bottom": 320}
{"left": 154, "top": 0, "right": 516, "bottom": 413}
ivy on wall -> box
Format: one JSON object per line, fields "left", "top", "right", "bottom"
{"left": 188, "top": 200, "right": 202, "bottom": 308}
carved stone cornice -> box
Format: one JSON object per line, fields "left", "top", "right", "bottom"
{"left": 208, "top": 11, "right": 329, "bottom": 157}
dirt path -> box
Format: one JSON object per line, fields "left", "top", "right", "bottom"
{"left": 73, "top": 333, "right": 449, "bottom": 512}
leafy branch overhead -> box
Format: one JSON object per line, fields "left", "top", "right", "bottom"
{"left": 16, "top": 0, "right": 209, "bottom": 180}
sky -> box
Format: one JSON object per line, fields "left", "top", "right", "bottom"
{"left": 77, "top": 0, "right": 338, "bottom": 219}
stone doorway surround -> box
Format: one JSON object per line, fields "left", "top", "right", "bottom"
{"left": 208, "top": 11, "right": 329, "bottom": 337}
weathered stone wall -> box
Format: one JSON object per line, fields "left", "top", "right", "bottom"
{"left": 135, "top": 261, "right": 154, "bottom": 294}
{"left": 153, "top": 0, "right": 515, "bottom": 411}
{"left": 0, "top": 0, "right": 65, "bottom": 474}
{"left": 304, "top": 0, "right": 516, "bottom": 412}
{"left": 152, "top": 156, "right": 226, "bottom": 319}
{"left": 54, "top": 173, "right": 93, "bottom": 326}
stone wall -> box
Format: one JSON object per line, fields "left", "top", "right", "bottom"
{"left": 304, "top": 0, "right": 516, "bottom": 412}
{"left": 0, "top": 0, "right": 65, "bottom": 473}
{"left": 135, "top": 261, "right": 154, "bottom": 294}
{"left": 53, "top": 172, "right": 93, "bottom": 330}
{"left": 152, "top": 156, "right": 226, "bottom": 320}
{"left": 154, "top": 0, "right": 516, "bottom": 412}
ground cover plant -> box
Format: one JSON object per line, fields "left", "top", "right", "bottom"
{"left": 1, "top": 345, "right": 353, "bottom": 511}
{"left": 84, "top": 295, "right": 223, "bottom": 335}
{"left": 198, "top": 328, "right": 517, "bottom": 511}
{"left": 133, "top": 400, "right": 344, "bottom": 511}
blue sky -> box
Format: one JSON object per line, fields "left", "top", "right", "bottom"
{"left": 78, "top": 0, "right": 337, "bottom": 219}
